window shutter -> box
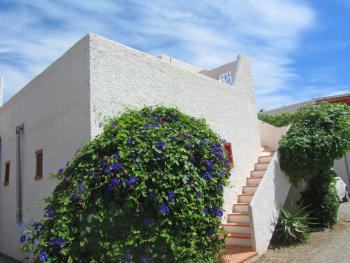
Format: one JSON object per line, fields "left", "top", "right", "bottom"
{"left": 4, "top": 161, "right": 10, "bottom": 186}
{"left": 224, "top": 142, "right": 234, "bottom": 164}
{"left": 35, "top": 149, "right": 43, "bottom": 180}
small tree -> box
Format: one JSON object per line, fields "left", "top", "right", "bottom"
{"left": 21, "top": 106, "right": 231, "bottom": 262}
{"left": 278, "top": 103, "right": 350, "bottom": 227}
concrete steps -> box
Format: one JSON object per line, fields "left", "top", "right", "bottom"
{"left": 221, "top": 146, "right": 275, "bottom": 261}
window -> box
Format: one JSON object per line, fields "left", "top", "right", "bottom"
{"left": 224, "top": 142, "right": 234, "bottom": 164}
{"left": 4, "top": 161, "right": 10, "bottom": 186}
{"left": 35, "top": 149, "right": 43, "bottom": 180}
{"left": 218, "top": 71, "right": 233, "bottom": 86}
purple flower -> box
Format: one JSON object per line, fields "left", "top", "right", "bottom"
{"left": 51, "top": 237, "right": 65, "bottom": 249}
{"left": 143, "top": 218, "right": 155, "bottom": 226}
{"left": 204, "top": 208, "right": 209, "bottom": 216}
{"left": 33, "top": 222, "right": 42, "bottom": 231}
{"left": 104, "top": 168, "right": 111, "bottom": 174}
{"left": 129, "top": 151, "right": 136, "bottom": 158}
{"left": 220, "top": 171, "right": 225, "bottom": 177}
{"left": 167, "top": 191, "right": 175, "bottom": 202}
{"left": 44, "top": 210, "right": 55, "bottom": 218}
{"left": 19, "top": 234, "right": 27, "bottom": 244}
{"left": 156, "top": 141, "right": 165, "bottom": 149}
{"left": 114, "top": 152, "right": 120, "bottom": 159}
{"left": 112, "top": 136, "right": 118, "bottom": 140}
{"left": 225, "top": 158, "right": 231, "bottom": 168}
{"left": 171, "top": 136, "right": 177, "bottom": 141}
{"left": 112, "top": 121, "right": 118, "bottom": 126}
{"left": 78, "top": 183, "right": 84, "bottom": 193}
{"left": 159, "top": 204, "right": 170, "bottom": 214}
{"left": 39, "top": 252, "right": 48, "bottom": 262}
{"left": 202, "top": 172, "right": 213, "bottom": 180}
{"left": 156, "top": 116, "right": 162, "bottom": 123}
{"left": 150, "top": 122, "right": 158, "bottom": 127}
{"left": 218, "top": 185, "right": 224, "bottom": 191}
{"left": 207, "top": 228, "right": 214, "bottom": 237}
{"left": 199, "top": 140, "right": 205, "bottom": 146}
{"left": 183, "top": 132, "right": 190, "bottom": 138}
{"left": 144, "top": 123, "right": 150, "bottom": 129}
{"left": 71, "top": 194, "right": 78, "bottom": 202}
{"left": 101, "top": 160, "right": 107, "bottom": 167}
{"left": 111, "top": 178, "right": 119, "bottom": 186}
{"left": 188, "top": 142, "right": 193, "bottom": 148}
{"left": 111, "top": 163, "right": 124, "bottom": 172}
{"left": 57, "top": 168, "right": 64, "bottom": 175}
{"left": 205, "top": 160, "right": 213, "bottom": 170}
{"left": 125, "top": 175, "right": 137, "bottom": 187}
{"left": 213, "top": 207, "right": 223, "bottom": 217}
{"left": 127, "top": 138, "right": 134, "bottom": 145}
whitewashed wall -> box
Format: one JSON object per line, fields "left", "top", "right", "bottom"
{"left": 0, "top": 36, "right": 91, "bottom": 261}
{"left": 88, "top": 34, "right": 261, "bottom": 221}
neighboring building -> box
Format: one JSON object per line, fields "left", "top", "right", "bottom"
{"left": 265, "top": 94, "right": 350, "bottom": 190}
{"left": 0, "top": 34, "right": 271, "bottom": 261}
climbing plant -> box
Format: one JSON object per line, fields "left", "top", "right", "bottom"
{"left": 20, "top": 106, "right": 231, "bottom": 263}
{"left": 278, "top": 103, "right": 350, "bottom": 227}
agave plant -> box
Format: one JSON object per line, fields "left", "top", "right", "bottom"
{"left": 275, "top": 205, "right": 314, "bottom": 244}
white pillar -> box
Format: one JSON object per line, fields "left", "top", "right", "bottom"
{"left": 0, "top": 77, "right": 4, "bottom": 107}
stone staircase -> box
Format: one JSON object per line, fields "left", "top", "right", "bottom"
{"left": 221, "top": 146, "right": 274, "bottom": 262}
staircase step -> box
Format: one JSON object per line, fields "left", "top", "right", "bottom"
{"left": 260, "top": 151, "right": 274, "bottom": 157}
{"left": 258, "top": 155, "right": 273, "bottom": 163}
{"left": 247, "top": 176, "right": 262, "bottom": 185}
{"left": 222, "top": 222, "right": 251, "bottom": 234}
{"left": 227, "top": 212, "right": 249, "bottom": 223}
{"left": 225, "top": 233, "right": 252, "bottom": 247}
{"left": 233, "top": 203, "right": 249, "bottom": 213}
{"left": 238, "top": 194, "right": 254, "bottom": 203}
{"left": 243, "top": 185, "right": 257, "bottom": 194}
{"left": 250, "top": 170, "right": 264, "bottom": 177}
{"left": 221, "top": 246, "right": 257, "bottom": 263}
{"left": 255, "top": 162, "right": 269, "bottom": 170}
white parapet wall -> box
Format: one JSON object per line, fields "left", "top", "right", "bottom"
{"left": 249, "top": 121, "right": 290, "bottom": 252}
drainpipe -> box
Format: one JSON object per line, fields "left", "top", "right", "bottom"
{"left": 16, "top": 123, "right": 28, "bottom": 230}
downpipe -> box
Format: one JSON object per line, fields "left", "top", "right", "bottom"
{"left": 16, "top": 123, "right": 28, "bottom": 230}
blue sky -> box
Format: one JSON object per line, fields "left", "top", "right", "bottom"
{"left": 0, "top": 0, "right": 349, "bottom": 110}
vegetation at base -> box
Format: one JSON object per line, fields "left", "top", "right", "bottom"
{"left": 279, "top": 103, "right": 350, "bottom": 227}
{"left": 258, "top": 112, "right": 294, "bottom": 127}
{"left": 20, "top": 106, "right": 232, "bottom": 263}
{"left": 274, "top": 205, "right": 314, "bottom": 244}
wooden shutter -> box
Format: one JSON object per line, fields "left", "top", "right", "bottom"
{"left": 35, "top": 149, "right": 43, "bottom": 180}
{"left": 224, "top": 142, "right": 234, "bottom": 164}
{"left": 4, "top": 161, "right": 10, "bottom": 186}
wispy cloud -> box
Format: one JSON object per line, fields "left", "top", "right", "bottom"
{"left": 0, "top": 0, "right": 316, "bottom": 109}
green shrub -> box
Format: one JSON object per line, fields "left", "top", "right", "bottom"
{"left": 258, "top": 112, "right": 294, "bottom": 127}
{"left": 21, "top": 106, "right": 231, "bottom": 263}
{"left": 300, "top": 171, "right": 339, "bottom": 228}
{"left": 275, "top": 205, "right": 313, "bottom": 244}
{"left": 278, "top": 103, "right": 350, "bottom": 227}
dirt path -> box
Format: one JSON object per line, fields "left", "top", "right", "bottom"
{"left": 257, "top": 202, "right": 350, "bottom": 263}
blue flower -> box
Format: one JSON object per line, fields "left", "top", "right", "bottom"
{"left": 205, "top": 160, "right": 213, "bottom": 170}
{"left": 44, "top": 210, "right": 55, "bottom": 218}
{"left": 156, "top": 141, "right": 165, "bottom": 149}
{"left": 33, "top": 222, "right": 42, "bottom": 231}
{"left": 39, "top": 252, "right": 48, "bottom": 262}
{"left": 112, "top": 121, "right": 118, "bottom": 126}
{"left": 101, "top": 160, "right": 107, "bottom": 167}
{"left": 78, "top": 183, "right": 84, "bottom": 193}
{"left": 213, "top": 207, "right": 223, "bottom": 217}
{"left": 204, "top": 208, "right": 209, "bottom": 216}
{"left": 159, "top": 204, "right": 170, "bottom": 214}
{"left": 114, "top": 152, "right": 120, "bottom": 159}
{"left": 150, "top": 122, "right": 158, "bottom": 127}
{"left": 143, "top": 218, "right": 155, "bottom": 226}
{"left": 171, "top": 136, "right": 177, "bottom": 141}
{"left": 144, "top": 123, "right": 150, "bottom": 129}
{"left": 71, "top": 194, "right": 78, "bottom": 202}
{"left": 167, "top": 191, "right": 175, "bottom": 202}
{"left": 207, "top": 228, "right": 215, "bottom": 237}
{"left": 188, "top": 142, "right": 193, "bottom": 148}
{"left": 202, "top": 172, "right": 213, "bottom": 180}
{"left": 112, "top": 136, "right": 118, "bottom": 140}
{"left": 129, "top": 151, "right": 136, "bottom": 158}
{"left": 199, "top": 140, "right": 205, "bottom": 146}
{"left": 104, "top": 168, "right": 111, "bottom": 174}
{"left": 57, "top": 168, "right": 64, "bottom": 175}
{"left": 183, "top": 133, "right": 190, "bottom": 138}
{"left": 218, "top": 185, "right": 224, "bottom": 191}
{"left": 219, "top": 171, "right": 225, "bottom": 177}
{"left": 156, "top": 116, "right": 162, "bottom": 123}
{"left": 51, "top": 237, "right": 65, "bottom": 249}
{"left": 127, "top": 138, "right": 134, "bottom": 145}
{"left": 225, "top": 158, "right": 231, "bottom": 168}
{"left": 126, "top": 175, "right": 137, "bottom": 187}
{"left": 111, "top": 163, "right": 124, "bottom": 172}
{"left": 19, "top": 234, "right": 27, "bottom": 244}
{"left": 124, "top": 253, "right": 132, "bottom": 262}
{"left": 111, "top": 178, "right": 119, "bottom": 187}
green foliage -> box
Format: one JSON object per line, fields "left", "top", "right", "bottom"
{"left": 258, "top": 112, "right": 294, "bottom": 127}
{"left": 279, "top": 103, "right": 350, "bottom": 186}
{"left": 20, "top": 106, "right": 231, "bottom": 263}
{"left": 275, "top": 204, "right": 314, "bottom": 244}
{"left": 300, "top": 171, "right": 339, "bottom": 228}
{"left": 278, "top": 103, "right": 350, "bottom": 227}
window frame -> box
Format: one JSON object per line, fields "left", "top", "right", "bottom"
{"left": 4, "top": 161, "right": 10, "bottom": 186}
{"left": 35, "top": 149, "right": 43, "bottom": 180}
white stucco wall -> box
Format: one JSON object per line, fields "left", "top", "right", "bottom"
{"left": 0, "top": 36, "right": 91, "bottom": 260}
{"left": 259, "top": 121, "right": 289, "bottom": 151}
{"left": 88, "top": 34, "right": 261, "bottom": 221}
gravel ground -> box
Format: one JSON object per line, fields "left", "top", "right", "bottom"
{"left": 257, "top": 202, "right": 350, "bottom": 263}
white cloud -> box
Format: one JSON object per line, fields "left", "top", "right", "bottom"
{"left": 0, "top": 0, "right": 316, "bottom": 109}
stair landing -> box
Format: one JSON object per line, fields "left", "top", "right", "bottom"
{"left": 221, "top": 246, "right": 257, "bottom": 263}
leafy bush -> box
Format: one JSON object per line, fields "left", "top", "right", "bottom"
{"left": 279, "top": 103, "right": 350, "bottom": 227}
{"left": 258, "top": 112, "right": 294, "bottom": 127}
{"left": 275, "top": 205, "right": 314, "bottom": 244}
{"left": 20, "top": 106, "right": 231, "bottom": 263}
{"left": 300, "top": 171, "right": 339, "bottom": 228}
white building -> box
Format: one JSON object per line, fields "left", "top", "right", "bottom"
{"left": 0, "top": 34, "right": 289, "bottom": 262}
